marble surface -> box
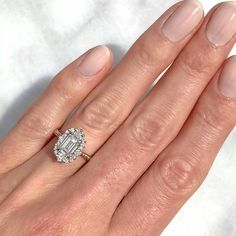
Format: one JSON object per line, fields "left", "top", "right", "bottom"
{"left": 0, "top": 0, "right": 235, "bottom": 235}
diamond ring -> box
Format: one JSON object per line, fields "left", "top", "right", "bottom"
{"left": 53, "top": 128, "right": 91, "bottom": 163}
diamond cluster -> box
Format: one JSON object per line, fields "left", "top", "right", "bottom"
{"left": 54, "top": 128, "right": 86, "bottom": 163}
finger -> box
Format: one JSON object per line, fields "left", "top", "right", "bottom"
{"left": 70, "top": 2, "right": 236, "bottom": 217}
{"left": 110, "top": 56, "right": 236, "bottom": 235}
{"left": 0, "top": 45, "right": 113, "bottom": 174}
{"left": 12, "top": 0, "right": 204, "bottom": 193}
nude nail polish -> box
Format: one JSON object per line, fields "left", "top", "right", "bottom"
{"left": 218, "top": 57, "right": 236, "bottom": 99}
{"left": 162, "top": 0, "right": 203, "bottom": 42}
{"left": 78, "top": 45, "right": 110, "bottom": 77}
{"left": 206, "top": 2, "right": 236, "bottom": 46}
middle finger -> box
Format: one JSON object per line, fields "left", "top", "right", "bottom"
{"left": 70, "top": 1, "right": 236, "bottom": 216}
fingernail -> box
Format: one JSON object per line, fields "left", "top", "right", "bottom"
{"left": 78, "top": 45, "right": 110, "bottom": 77}
{"left": 218, "top": 57, "right": 236, "bottom": 99}
{"left": 206, "top": 2, "right": 236, "bottom": 46}
{"left": 162, "top": 0, "right": 203, "bottom": 42}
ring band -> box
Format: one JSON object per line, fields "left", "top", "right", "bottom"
{"left": 53, "top": 128, "right": 91, "bottom": 163}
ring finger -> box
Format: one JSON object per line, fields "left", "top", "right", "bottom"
{"left": 0, "top": 46, "right": 113, "bottom": 175}
{"left": 0, "top": 45, "right": 113, "bottom": 201}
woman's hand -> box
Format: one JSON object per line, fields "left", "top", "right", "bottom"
{"left": 0, "top": 1, "right": 236, "bottom": 235}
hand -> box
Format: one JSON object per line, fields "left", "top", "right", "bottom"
{"left": 0, "top": 1, "right": 235, "bottom": 235}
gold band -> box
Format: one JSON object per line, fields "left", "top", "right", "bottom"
{"left": 54, "top": 129, "right": 62, "bottom": 138}
{"left": 80, "top": 152, "right": 92, "bottom": 161}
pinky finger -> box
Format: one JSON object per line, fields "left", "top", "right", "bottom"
{"left": 110, "top": 56, "right": 236, "bottom": 236}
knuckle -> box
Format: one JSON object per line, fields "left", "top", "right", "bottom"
{"left": 28, "top": 214, "right": 66, "bottom": 236}
{"left": 134, "top": 37, "right": 166, "bottom": 70}
{"left": 51, "top": 73, "right": 81, "bottom": 102}
{"left": 194, "top": 102, "right": 226, "bottom": 133}
{"left": 79, "top": 94, "right": 122, "bottom": 134}
{"left": 131, "top": 28, "right": 176, "bottom": 74}
{"left": 127, "top": 110, "right": 173, "bottom": 151}
{"left": 177, "top": 45, "right": 215, "bottom": 79}
{"left": 157, "top": 155, "right": 202, "bottom": 198}
{"left": 18, "top": 111, "right": 54, "bottom": 139}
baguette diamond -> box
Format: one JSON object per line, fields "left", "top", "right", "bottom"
{"left": 54, "top": 128, "right": 86, "bottom": 163}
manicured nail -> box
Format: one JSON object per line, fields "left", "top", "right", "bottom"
{"left": 162, "top": 0, "right": 203, "bottom": 42}
{"left": 218, "top": 57, "right": 236, "bottom": 99}
{"left": 78, "top": 45, "right": 110, "bottom": 77}
{"left": 206, "top": 2, "right": 236, "bottom": 46}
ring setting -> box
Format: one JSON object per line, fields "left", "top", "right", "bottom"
{"left": 54, "top": 128, "right": 91, "bottom": 163}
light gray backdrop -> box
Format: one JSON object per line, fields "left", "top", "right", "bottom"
{"left": 0, "top": 0, "right": 235, "bottom": 235}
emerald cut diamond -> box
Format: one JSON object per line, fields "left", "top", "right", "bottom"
{"left": 54, "top": 128, "right": 86, "bottom": 163}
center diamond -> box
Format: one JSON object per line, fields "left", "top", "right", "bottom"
{"left": 54, "top": 128, "right": 85, "bottom": 163}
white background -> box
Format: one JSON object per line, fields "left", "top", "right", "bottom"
{"left": 0, "top": 0, "right": 235, "bottom": 235}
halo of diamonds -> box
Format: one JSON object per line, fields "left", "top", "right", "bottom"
{"left": 54, "top": 128, "right": 86, "bottom": 163}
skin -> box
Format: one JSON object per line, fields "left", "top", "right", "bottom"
{"left": 0, "top": 2, "right": 235, "bottom": 236}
